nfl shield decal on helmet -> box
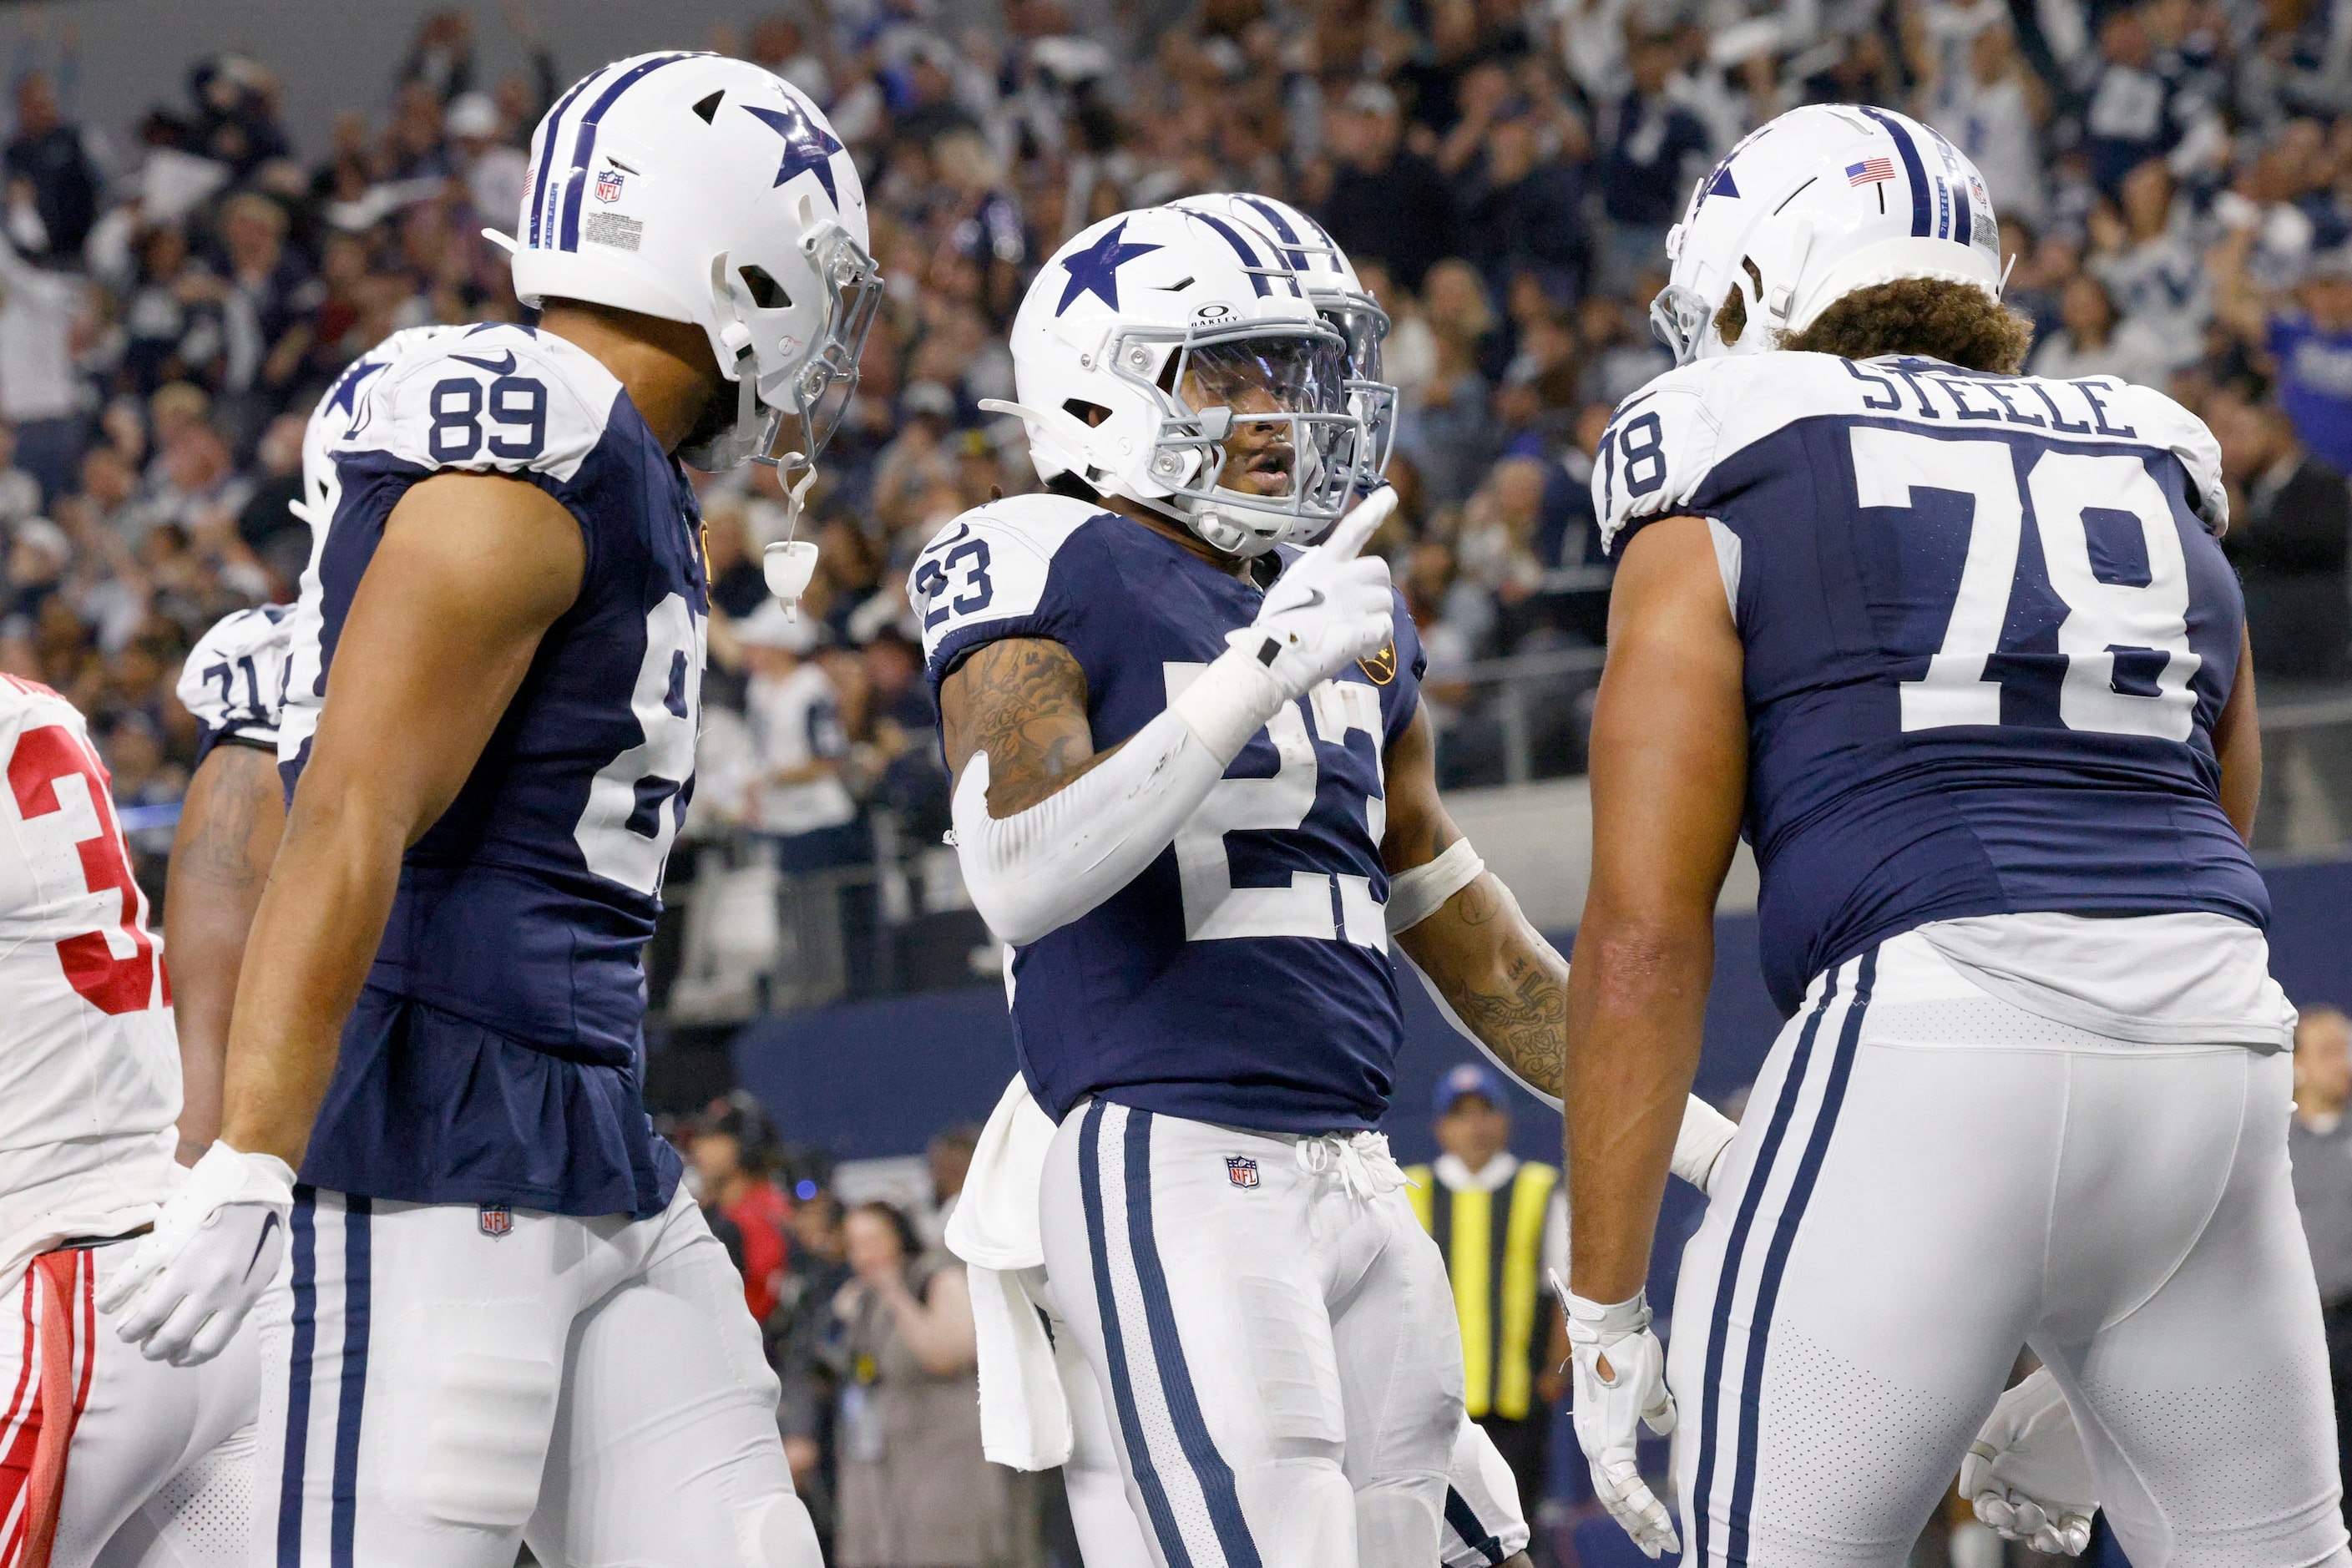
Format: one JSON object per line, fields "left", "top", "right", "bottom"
{"left": 1226, "top": 1156, "right": 1260, "bottom": 1189}
{"left": 594, "top": 168, "right": 625, "bottom": 204}
{"left": 479, "top": 1203, "right": 514, "bottom": 1237}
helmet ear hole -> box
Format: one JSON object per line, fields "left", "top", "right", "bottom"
{"left": 1062, "top": 397, "right": 1112, "bottom": 428}
{"left": 739, "top": 265, "right": 792, "bottom": 311}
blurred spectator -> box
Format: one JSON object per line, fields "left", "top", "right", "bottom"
{"left": 692, "top": 1091, "right": 795, "bottom": 1325}
{"left": 1402, "top": 1065, "right": 1568, "bottom": 1525}
{"left": 922, "top": 1122, "right": 979, "bottom": 1248}
{"left": 2211, "top": 391, "right": 2351, "bottom": 680}
{"left": 774, "top": 1190, "right": 852, "bottom": 1528}
{"left": 2027, "top": 273, "right": 2176, "bottom": 386}
{"left": 3, "top": 74, "right": 99, "bottom": 264}
{"left": 1921, "top": 13, "right": 2052, "bottom": 230}
{"left": 825, "top": 1201, "right": 1004, "bottom": 1568}
{"left": 738, "top": 600, "right": 863, "bottom": 873}
{"left": 2218, "top": 235, "right": 2352, "bottom": 475}
{"left": 2081, "top": 8, "right": 2223, "bottom": 195}
{"left": 2291, "top": 1004, "right": 2352, "bottom": 1515}
{"left": 1318, "top": 80, "right": 1458, "bottom": 293}
{"left": 0, "top": 228, "right": 85, "bottom": 504}
{"left": 1593, "top": 23, "right": 1713, "bottom": 296}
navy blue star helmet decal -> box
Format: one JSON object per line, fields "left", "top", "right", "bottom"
{"left": 1055, "top": 220, "right": 1163, "bottom": 316}
{"left": 745, "top": 100, "right": 843, "bottom": 206}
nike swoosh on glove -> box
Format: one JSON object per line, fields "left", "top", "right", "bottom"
{"left": 1959, "top": 1367, "right": 2097, "bottom": 1556}
{"left": 98, "top": 1141, "right": 296, "bottom": 1367}
{"left": 1230, "top": 487, "right": 1396, "bottom": 705}
{"left": 1560, "top": 1277, "right": 1679, "bottom": 1558}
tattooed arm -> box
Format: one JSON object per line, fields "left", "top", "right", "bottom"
{"left": 938, "top": 636, "right": 1105, "bottom": 813}
{"left": 164, "top": 741, "right": 287, "bottom": 1163}
{"left": 1383, "top": 703, "right": 1567, "bottom": 1099}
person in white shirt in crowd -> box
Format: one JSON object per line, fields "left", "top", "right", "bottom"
{"left": 2087, "top": 158, "right": 2211, "bottom": 374}
{"left": 443, "top": 92, "right": 526, "bottom": 238}
{"left": 739, "top": 599, "right": 865, "bottom": 873}
{"left": 0, "top": 224, "right": 87, "bottom": 506}
{"left": 1920, "top": 8, "right": 2052, "bottom": 230}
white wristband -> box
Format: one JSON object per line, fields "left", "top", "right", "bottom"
{"left": 1385, "top": 837, "right": 1485, "bottom": 934}
{"left": 1168, "top": 645, "right": 1291, "bottom": 762}
{"left": 1670, "top": 1096, "right": 1740, "bottom": 1195}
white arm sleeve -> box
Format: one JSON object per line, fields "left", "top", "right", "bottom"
{"left": 950, "top": 646, "right": 1288, "bottom": 948}
{"left": 1399, "top": 951, "right": 1739, "bottom": 1193}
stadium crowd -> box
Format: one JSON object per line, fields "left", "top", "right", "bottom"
{"left": 0, "top": 0, "right": 2349, "bottom": 908}
{"left": 0, "top": 3, "right": 2341, "bottom": 1556}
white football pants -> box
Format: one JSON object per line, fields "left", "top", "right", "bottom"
{"left": 1672, "top": 933, "right": 2349, "bottom": 1568}
{"left": 1041, "top": 1101, "right": 1463, "bottom": 1568}
{"left": 0, "top": 1243, "right": 257, "bottom": 1568}
{"left": 1041, "top": 1277, "right": 1529, "bottom": 1568}
{"left": 250, "top": 1185, "right": 817, "bottom": 1568}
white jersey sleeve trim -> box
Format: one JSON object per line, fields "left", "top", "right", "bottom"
{"left": 178, "top": 605, "right": 295, "bottom": 747}
{"left": 909, "top": 495, "right": 1100, "bottom": 675}
{"left": 341, "top": 326, "right": 620, "bottom": 486}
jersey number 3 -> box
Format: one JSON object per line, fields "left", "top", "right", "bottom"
{"left": 8, "top": 723, "right": 164, "bottom": 1014}
{"left": 1854, "top": 428, "right": 2199, "bottom": 740}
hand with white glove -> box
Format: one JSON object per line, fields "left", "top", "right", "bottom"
{"left": 97, "top": 1141, "right": 296, "bottom": 1367}
{"left": 1560, "top": 1279, "right": 1680, "bottom": 1558}
{"left": 1171, "top": 488, "right": 1397, "bottom": 759}
{"left": 1960, "top": 1368, "right": 2098, "bottom": 1555}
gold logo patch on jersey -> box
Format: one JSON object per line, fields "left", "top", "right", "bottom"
{"left": 1358, "top": 642, "right": 1398, "bottom": 685}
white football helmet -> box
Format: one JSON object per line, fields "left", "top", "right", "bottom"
{"left": 503, "top": 53, "right": 882, "bottom": 471}
{"left": 1651, "top": 104, "right": 2005, "bottom": 366}
{"left": 989, "top": 206, "right": 1363, "bottom": 557}
{"left": 1170, "top": 192, "right": 1396, "bottom": 488}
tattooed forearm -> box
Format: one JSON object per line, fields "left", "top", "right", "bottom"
{"left": 175, "top": 744, "right": 276, "bottom": 885}
{"left": 938, "top": 636, "right": 1120, "bottom": 817}
{"left": 1397, "top": 873, "right": 1570, "bottom": 1100}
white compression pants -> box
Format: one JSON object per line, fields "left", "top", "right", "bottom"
{"left": 1041, "top": 1102, "right": 1461, "bottom": 1568}
{"left": 0, "top": 1243, "right": 256, "bottom": 1568}
{"left": 1670, "top": 931, "right": 2348, "bottom": 1568}
{"left": 251, "top": 1185, "right": 816, "bottom": 1568}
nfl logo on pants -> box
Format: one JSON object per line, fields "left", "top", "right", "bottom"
{"left": 1226, "top": 1156, "right": 1259, "bottom": 1189}
{"left": 478, "top": 1204, "right": 513, "bottom": 1237}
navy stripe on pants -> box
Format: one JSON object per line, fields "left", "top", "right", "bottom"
{"left": 1690, "top": 964, "right": 1844, "bottom": 1568}
{"left": 278, "top": 1188, "right": 319, "bottom": 1568}
{"left": 331, "top": 1197, "right": 372, "bottom": 1568}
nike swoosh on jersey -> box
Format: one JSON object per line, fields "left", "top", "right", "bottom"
{"left": 451, "top": 350, "right": 518, "bottom": 374}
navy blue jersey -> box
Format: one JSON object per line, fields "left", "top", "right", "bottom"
{"left": 912, "top": 496, "right": 1424, "bottom": 1133}
{"left": 1598, "top": 352, "right": 2266, "bottom": 1017}
{"left": 280, "top": 323, "right": 701, "bottom": 1216}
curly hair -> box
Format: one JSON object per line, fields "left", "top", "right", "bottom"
{"left": 1713, "top": 277, "right": 2035, "bottom": 373}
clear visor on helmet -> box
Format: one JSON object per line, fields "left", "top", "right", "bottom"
{"left": 1111, "top": 321, "right": 1363, "bottom": 529}
{"left": 1311, "top": 287, "right": 1398, "bottom": 490}
{"left": 754, "top": 221, "right": 886, "bottom": 469}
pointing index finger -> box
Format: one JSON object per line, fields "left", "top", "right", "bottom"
{"left": 1320, "top": 487, "right": 1397, "bottom": 561}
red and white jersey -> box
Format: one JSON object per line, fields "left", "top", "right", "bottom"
{"left": 0, "top": 675, "right": 180, "bottom": 1291}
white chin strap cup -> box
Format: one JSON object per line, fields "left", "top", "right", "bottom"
{"left": 765, "top": 540, "right": 819, "bottom": 618}
{"left": 761, "top": 453, "right": 824, "bottom": 618}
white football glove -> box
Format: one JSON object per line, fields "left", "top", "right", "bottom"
{"left": 1560, "top": 1278, "right": 1679, "bottom": 1558}
{"left": 98, "top": 1141, "right": 296, "bottom": 1367}
{"left": 1229, "top": 487, "right": 1397, "bottom": 705}
{"left": 1959, "top": 1368, "right": 2097, "bottom": 1556}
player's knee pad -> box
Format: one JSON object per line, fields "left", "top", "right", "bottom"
{"left": 1352, "top": 1479, "right": 1443, "bottom": 1568}
{"left": 1239, "top": 1460, "right": 1356, "bottom": 1568}
{"left": 416, "top": 1352, "right": 561, "bottom": 1530}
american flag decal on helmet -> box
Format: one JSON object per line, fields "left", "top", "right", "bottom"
{"left": 1846, "top": 159, "right": 1896, "bottom": 186}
